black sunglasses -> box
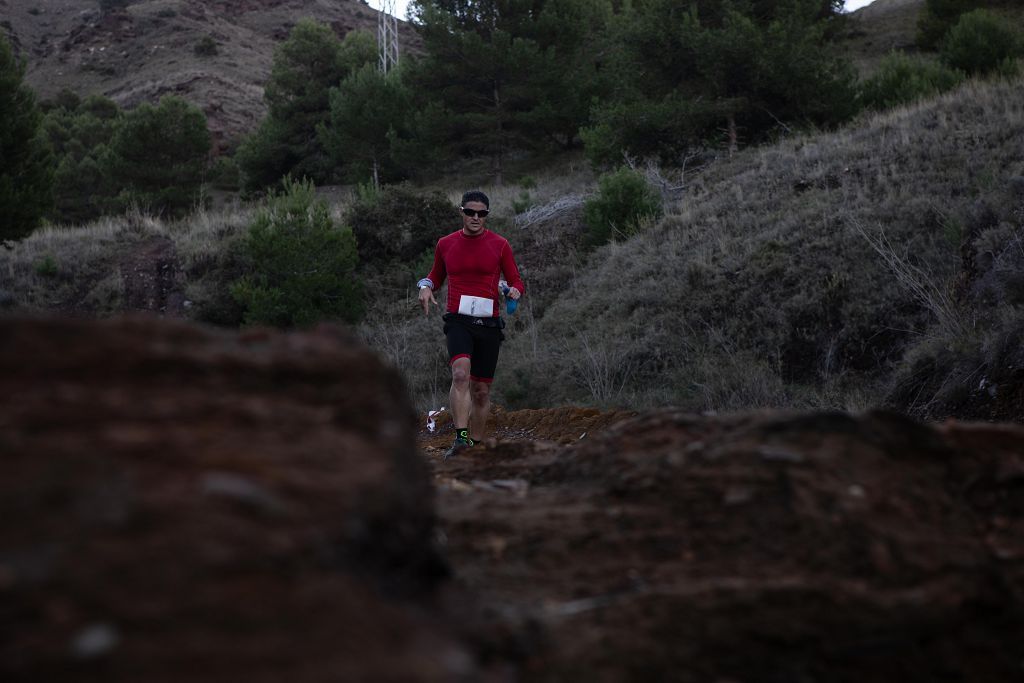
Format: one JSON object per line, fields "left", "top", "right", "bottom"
{"left": 461, "top": 207, "right": 490, "bottom": 218}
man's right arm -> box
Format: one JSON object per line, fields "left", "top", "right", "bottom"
{"left": 418, "top": 241, "right": 446, "bottom": 315}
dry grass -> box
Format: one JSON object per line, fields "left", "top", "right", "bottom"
{"left": 2, "top": 211, "right": 160, "bottom": 313}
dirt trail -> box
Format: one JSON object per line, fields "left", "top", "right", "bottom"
{"left": 421, "top": 408, "right": 1024, "bottom": 681}
{"left": 119, "top": 235, "right": 187, "bottom": 315}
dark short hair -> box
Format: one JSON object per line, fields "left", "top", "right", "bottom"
{"left": 461, "top": 190, "right": 489, "bottom": 208}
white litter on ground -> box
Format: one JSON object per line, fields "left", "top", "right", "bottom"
{"left": 427, "top": 408, "right": 446, "bottom": 433}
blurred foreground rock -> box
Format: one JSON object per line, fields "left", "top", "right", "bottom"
{"left": 0, "top": 317, "right": 472, "bottom": 682}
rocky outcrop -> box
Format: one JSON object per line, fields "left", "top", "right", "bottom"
{"left": 7, "top": 0, "right": 422, "bottom": 146}
{"left": 0, "top": 317, "right": 471, "bottom": 682}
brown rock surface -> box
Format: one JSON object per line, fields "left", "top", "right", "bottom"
{"left": 432, "top": 409, "right": 1024, "bottom": 682}
{"left": 0, "top": 316, "right": 471, "bottom": 682}
{"left": 3, "top": 315, "right": 1023, "bottom": 681}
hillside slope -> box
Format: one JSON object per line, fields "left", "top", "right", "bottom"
{"left": 841, "top": 0, "right": 925, "bottom": 75}
{"left": 0, "top": 0, "right": 418, "bottom": 150}
{"left": 497, "top": 74, "right": 1024, "bottom": 417}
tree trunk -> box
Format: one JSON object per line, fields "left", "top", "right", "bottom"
{"left": 493, "top": 83, "right": 504, "bottom": 186}
{"left": 727, "top": 114, "right": 738, "bottom": 156}
{"left": 372, "top": 156, "right": 380, "bottom": 190}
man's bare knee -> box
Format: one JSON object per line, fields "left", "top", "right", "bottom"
{"left": 451, "top": 363, "right": 471, "bottom": 389}
{"left": 471, "top": 382, "right": 490, "bottom": 406}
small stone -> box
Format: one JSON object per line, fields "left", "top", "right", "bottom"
{"left": 201, "top": 472, "right": 290, "bottom": 516}
{"left": 70, "top": 622, "right": 119, "bottom": 659}
{"left": 758, "top": 447, "right": 804, "bottom": 463}
{"left": 723, "top": 486, "right": 754, "bottom": 506}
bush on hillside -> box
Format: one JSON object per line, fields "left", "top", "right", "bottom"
{"left": 194, "top": 35, "right": 219, "bottom": 57}
{"left": 860, "top": 53, "right": 964, "bottom": 111}
{"left": 98, "top": 0, "right": 130, "bottom": 14}
{"left": 581, "top": 94, "right": 725, "bottom": 167}
{"left": 940, "top": 9, "right": 1024, "bottom": 76}
{"left": 209, "top": 155, "right": 240, "bottom": 191}
{"left": 44, "top": 88, "right": 81, "bottom": 113}
{"left": 917, "top": 0, "right": 983, "bottom": 49}
{"left": 345, "top": 186, "right": 457, "bottom": 265}
{"left": 583, "top": 168, "right": 662, "bottom": 247}
{"left": 0, "top": 35, "right": 53, "bottom": 242}
{"left": 231, "top": 178, "right": 363, "bottom": 328}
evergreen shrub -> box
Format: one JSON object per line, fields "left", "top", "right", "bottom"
{"left": 194, "top": 36, "right": 218, "bottom": 57}
{"left": 583, "top": 167, "right": 662, "bottom": 247}
{"left": 860, "top": 53, "right": 963, "bottom": 111}
{"left": 0, "top": 35, "right": 53, "bottom": 242}
{"left": 917, "top": 0, "right": 983, "bottom": 49}
{"left": 941, "top": 9, "right": 1024, "bottom": 76}
{"left": 345, "top": 186, "right": 456, "bottom": 265}
{"left": 231, "top": 178, "right": 363, "bottom": 328}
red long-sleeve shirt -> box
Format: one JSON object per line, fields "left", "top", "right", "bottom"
{"left": 425, "top": 229, "right": 525, "bottom": 318}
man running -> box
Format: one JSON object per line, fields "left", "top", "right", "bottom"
{"left": 418, "top": 190, "right": 525, "bottom": 459}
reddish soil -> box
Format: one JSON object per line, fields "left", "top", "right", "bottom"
{"left": 425, "top": 410, "right": 1024, "bottom": 681}
{"left": 119, "top": 236, "right": 187, "bottom": 315}
{"left": 3, "top": 317, "right": 1023, "bottom": 681}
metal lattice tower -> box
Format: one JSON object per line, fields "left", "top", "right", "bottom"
{"left": 378, "top": 0, "right": 400, "bottom": 74}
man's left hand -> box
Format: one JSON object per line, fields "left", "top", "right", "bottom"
{"left": 507, "top": 287, "right": 521, "bottom": 300}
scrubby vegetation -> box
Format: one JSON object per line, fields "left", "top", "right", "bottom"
{"left": 860, "top": 52, "right": 963, "bottom": 111}
{"left": 583, "top": 168, "right": 663, "bottom": 247}
{"left": 940, "top": 9, "right": 1023, "bottom": 76}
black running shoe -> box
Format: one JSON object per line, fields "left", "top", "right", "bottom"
{"left": 443, "top": 437, "right": 473, "bottom": 460}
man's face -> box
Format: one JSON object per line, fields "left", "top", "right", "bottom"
{"left": 461, "top": 200, "right": 488, "bottom": 235}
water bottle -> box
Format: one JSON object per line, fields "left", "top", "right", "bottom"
{"left": 499, "top": 280, "right": 518, "bottom": 315}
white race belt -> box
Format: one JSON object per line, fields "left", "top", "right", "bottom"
{"left": 457, "top": 295, "right": 495, "bottom": 316}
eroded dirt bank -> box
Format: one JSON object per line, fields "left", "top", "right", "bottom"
{"left": 2, "top": 317, "right": 1022, "bottom": 681}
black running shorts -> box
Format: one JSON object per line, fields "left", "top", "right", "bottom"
{"left": 444, "top": 315, "right": 504, "bottom": 383}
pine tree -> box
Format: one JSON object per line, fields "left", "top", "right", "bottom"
{"left": 409, "top": 0, "right": 612, "bottom": 183}
{"left": 237, "top": 23, "right": 375, "bottom": 192}
{"left": 319, "top": 63, "right": 412, "bottom": 188}
{"left": 103, "top": 95, "right": 210, "bottom": 217}
{"left": 41, "top": 94, "right": 121, "bottom": 224}
{"left": 585, "top": 0, "right": 857, "bottom": 163}
{"left": 0, "top": 36, "right": 53, "bottom": 242}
